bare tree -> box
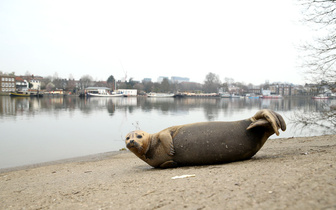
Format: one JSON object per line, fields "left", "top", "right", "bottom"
{"left": 53, "top": 72, "right": 59, "bottom": 80}
{"left": 46, "top": 82, "right": 55, "bottom": 91}
{"left": 79, "top": 75, "right": 93, "bottom": 89}
{"left": 203, "top": 72, "right": 221, "bottom": 93}
{"left": 291, "top": 105, "right": 336, "bottom": 135}
{"left": 300, "top": 0, "right": 336, "bottom": 89}
{"left": 134, "top": 83, "right": 145, "bottom": 94}
{"left": 296, "top": 0, "right": 336, "bottom": 132}
{"left": 142, "top": 81, "right": 154, "bottom": 93}
{"left": 177, "top": 82, "right": 202, "bottom": 92}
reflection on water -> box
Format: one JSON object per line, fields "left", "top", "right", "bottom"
{"left": 1, "top": 96, "right": 331, "bottom": 119}
{"left": 0, "top": 96, "right": 335, "bottom": 169}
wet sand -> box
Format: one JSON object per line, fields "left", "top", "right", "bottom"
{"left": 0, "top": 135, "right": 335, "bottom": 209}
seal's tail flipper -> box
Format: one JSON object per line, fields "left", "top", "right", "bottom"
{"left": 247, "top": 109, "right": 286, "bottom": 136}
{"left": 274, "top": 111, "right": 286, "bottom": 132}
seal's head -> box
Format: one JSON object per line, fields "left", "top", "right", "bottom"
{"left": 125, "top": 130, "right": 151, "bottom": 156}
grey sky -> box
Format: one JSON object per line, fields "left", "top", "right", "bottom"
{"left": 0, "top": 0, "right": 310, "bottom": 85}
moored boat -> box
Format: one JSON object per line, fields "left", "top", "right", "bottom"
{"left": 87, "top": 93, "right": 123, "bottom": 97}
{"left": 10, "top": 92, "right": 31, "bottom": 97}
{"left": 260, "top": 95, "right": 283, "bottom": 99}
{"left": 221, "top": 93, "right": 231, "bottom": 98}
{"left": 147, "top": 93, "right": 175, "bottom": 98}
{"left": 246, "top": 93, "right": 260, "bottom": 99}
{"left": 221, "top": 93, "right": 244, "bottom": 98}
{"left": 230, "top": 94, "right": 243, "bottom": 98}
{"left": 82, "top": 87, "right": 123, "bottom": 97}
{"left": 185, "top": 93, "right": 220, "bottom": 97}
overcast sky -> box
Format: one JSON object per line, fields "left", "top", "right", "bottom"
{"left": 0, "top": 0, "right": 311, "bottom": 85}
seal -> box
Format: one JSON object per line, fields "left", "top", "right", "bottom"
{"left": 125, "top": 109, "right": 286, "bottom": 168}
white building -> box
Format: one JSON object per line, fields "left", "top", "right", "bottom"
{"left": 30, "top": 79, "right": 41, "bottom": 90}
{"left": 15, "top": 77, "right": 28, "bottom": 91}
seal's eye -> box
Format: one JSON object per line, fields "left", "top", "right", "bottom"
{"left": 137, "top": 135, "right": 142, "bottom": 139}
{"left": 126, "top": 137, "right": 130, "bottom": 140}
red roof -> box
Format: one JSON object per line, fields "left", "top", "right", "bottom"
{"left": 15, "top": 77, "right": 24, "bottom": 82}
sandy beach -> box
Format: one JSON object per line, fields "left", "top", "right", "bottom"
{"left": 0, "top": 135, "right": 335, "bottom": 210}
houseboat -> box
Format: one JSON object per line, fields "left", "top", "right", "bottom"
{"left": 83, "top": 87, "right": 123, "bottom": 97}
{"left": 147, "top": 92, "right": 175, "bottom": 98}
{"left": 117, "top": 89, "right": 137, "bottom": 97}
{"left": 260, "top": 90, "right": 282, "bottom": 99}
{"left": 260, "top": 95, "right": 283, "bottom": 99}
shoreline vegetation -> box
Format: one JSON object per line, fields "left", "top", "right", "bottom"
{"left": 1, "top": 134, "right": 335, "bottom": 209}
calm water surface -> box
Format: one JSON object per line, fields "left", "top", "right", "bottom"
{"left": 1, "top": 96, "right": 335, "bottom": 169}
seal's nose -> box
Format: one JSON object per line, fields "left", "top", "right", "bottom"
{"left": 126, "top": 139, "right": 135, "bottom": 148}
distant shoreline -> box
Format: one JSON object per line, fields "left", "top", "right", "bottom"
{"left": 0, "top": 94, "right": 324, "bottom": 98}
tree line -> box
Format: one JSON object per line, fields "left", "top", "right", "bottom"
{"left": 37, "top": 72, "right": 276, "bottom": 94}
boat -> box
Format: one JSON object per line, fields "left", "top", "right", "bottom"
{"left": 10, "top": 92, "right": 31, "bottom": 97}
{"left": 221, "top": 93, "right": 244, "bottom": 98}
{"left": 185, "top": 93, "right": 220, "bottom": 98}
{"left": 221, "top": 93, "right": 231, "bottom": 98}
{"left": 87, "top": 92, "right": 123, "bottom": 97}
{"left": 117, "top": 89, "right": 137, "bottom": 97}
{"left": 260, "top": 95, "right": 283, "bottom": 99}
{"left": 246, "top": 93, "right": 260, "bottom": 99}
{"left": 83, "top": 87, "right": 123, "bottom": 97}
{"left": 230, "top": 94, "right": 242, "bottom": 98}
{"left": 147, "top": 93, "right": 175, "bottom": 98}
{"left": 173, "top": 93, "right": 186, "bottom": 98}
{"left": 312, "top": 94, "right": 329, "bottom": 99}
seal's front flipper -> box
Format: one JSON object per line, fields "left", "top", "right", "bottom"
{"left": 158, "top": 132, "right": 175, "bottom": 156}
{"left": 159, "top": 160, "right": 178, "bottom": 168}
{"left": 247, "top": 119, "right": 269, "bottom": 130}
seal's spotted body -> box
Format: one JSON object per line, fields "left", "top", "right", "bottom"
{"left": 172, "top": 120, "right": 269, "bottom": 166}
{"left": 125, "top": 109, "right": 286, "bottom": 168}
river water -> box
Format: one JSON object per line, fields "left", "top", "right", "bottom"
{"left": 0, "top": 96, "right": 335, "bottom": 169}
